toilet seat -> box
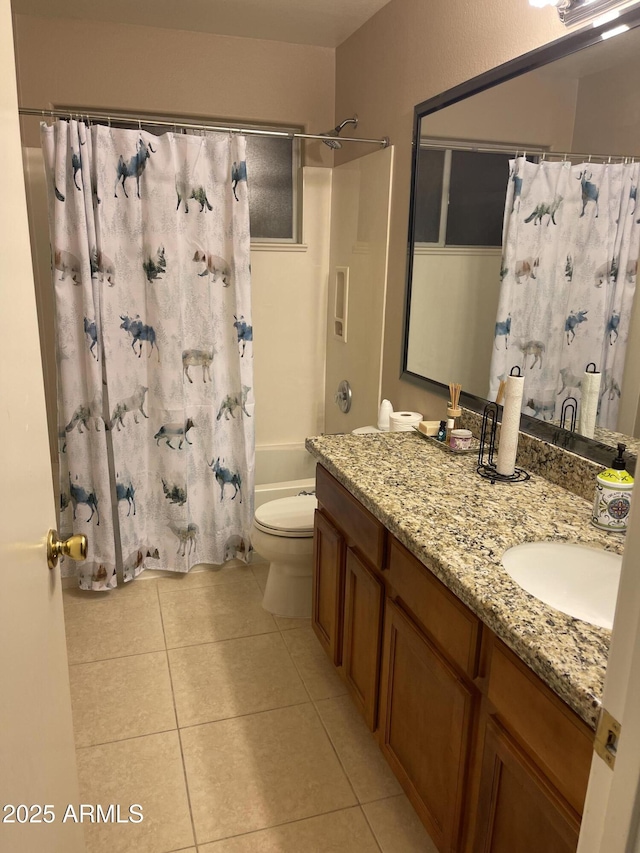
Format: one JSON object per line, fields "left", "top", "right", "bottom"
{"left": 253, "top": 495, "right": 317, "bottom": 538}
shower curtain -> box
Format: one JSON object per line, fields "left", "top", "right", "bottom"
{"left": 489, "top": 156, "right": 640, "bottom": 430}
{"left": 42, "top": 119, "right": 254, "bottom": 590}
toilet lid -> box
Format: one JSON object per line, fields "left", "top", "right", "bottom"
{"left": 254, "top": 495, "right": 317, "bottom": 537}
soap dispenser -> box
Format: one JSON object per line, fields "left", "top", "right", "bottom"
{"left": 592, "top": 443, "right": 634, "bottom": 533}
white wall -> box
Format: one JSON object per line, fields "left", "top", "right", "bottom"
{"left": 406, "top": 249, "right": 502, "bottom": 399}
{"left": 251, "top": 167, "right": 331, "bottom": 447}
{"left": 324, "top": 146, "right": 393, "bottom": 434}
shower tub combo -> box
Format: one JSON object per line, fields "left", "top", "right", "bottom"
{"left": 254, "top": 443, "right": 316, "bottom": 509}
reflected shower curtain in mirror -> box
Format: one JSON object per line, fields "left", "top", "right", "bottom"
{"left": 489, "top": 157, "right": 639, "bottom": 430}
{"left": 42, "top": 119, "right": 254, "bottom": 590}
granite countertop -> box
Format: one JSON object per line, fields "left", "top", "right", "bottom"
{"left": 306, "top": 431, "right": 626, "bottom": 730}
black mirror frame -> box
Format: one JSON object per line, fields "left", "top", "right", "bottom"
{"left": 401, "top": 9, "right": 640, "bottom": 471}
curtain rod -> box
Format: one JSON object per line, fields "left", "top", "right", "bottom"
{"left": 419, "top": 140, "right": 638, "bottom": 163}
{"left": 19, "top": 107, "right": 390, "bottom": 148}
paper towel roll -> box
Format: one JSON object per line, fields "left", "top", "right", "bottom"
{"left": 579, "top": 370, "right": 601, "bottom": 439}
{"left": 496, "top": 375, "right": 524, "bottom": 476}
{"left": 389, "top": 411, "right": 423, "bottom": 432}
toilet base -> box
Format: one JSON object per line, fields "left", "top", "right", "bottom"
{"left": 262, "top": 560, "right": 312, "bottom": 619}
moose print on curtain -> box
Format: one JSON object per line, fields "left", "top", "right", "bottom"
{"left": 490, "top": 157, "right": 640, "bottom": 430}
{"left": 42, "top": 119, "right": 254, "bottom": 590}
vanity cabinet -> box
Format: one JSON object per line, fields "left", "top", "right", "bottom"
{"left": 472, "top": 636, "right": 592, "bottom": 853}
{"left": 379, "top": 599, "right": 477, "bottom": 852}
{"left": 473, "top": 718, "right": 580, "bottom": 853}
{"left": 312, "top": 464, "right": 386, "bottom": 729}
{"left": 311, "top": 465, "right": 594, "bottom": 853}
{"left": 312, "top": 509, "right": 345, "bottom": 666}
{"left": 342, "top": 548, "right": 384, "bottom": 730}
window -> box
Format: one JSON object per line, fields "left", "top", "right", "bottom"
{"left": 413, "top": 144, "right": 535, "bottom": 248}
{"left": 174, "top": 123, "right": 301, "bottom": 243}
{"left": 244, "top": 134, "right": 298, "bottom": 241}
{"left": 79, "top": 111, "right": 301, "bottom": 242}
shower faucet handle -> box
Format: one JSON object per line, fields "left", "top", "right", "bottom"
{"left": 335, "top": 380, "right": 352, "bottom": 414}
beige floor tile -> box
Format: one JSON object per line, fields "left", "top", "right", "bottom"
{"left": 199, "top": 807, "right": 380, "bottom": 852}
{"left": 274, "top": 614, "right": 311, "bottom": 631}
{"left": 156, "top": 562, "right": 254, "bottom": 592}
{"left": 181, "top": 703, "right": 357, "bottom": 844}
{"left": 169, "top": 633, "right": 308, "bottom": 727}
{"left": 69, "top": 651, "right": 176, "bottom": 747}
{"left": 160, "top": 579, "right": 277, "bottom": 648}
{"left": 316, "top": 695, "right": 402, "bottom": 803}
{"left": 76, "top": 731, "right": 194, "bottom": 853}
{"left": 64, "top": 586, "right": 165, "bottom": 664}
{"left": 252, "top": 564, "right": 269, "bottom": 591}
{"left": 282, "top": 626, "right": 348, "bottom": 701}
{"left": 363, "top": 795, "right": 438, "bottom": 853}
{"left": 63, "top": 577, "right": 158, "bottom": 607}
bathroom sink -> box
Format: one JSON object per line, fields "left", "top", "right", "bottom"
{"left": 501, "top": 542, "right": 622, "bottom": 629}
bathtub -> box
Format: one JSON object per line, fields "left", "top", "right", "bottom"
{"left": 254, "top": 443, "right": 316, "bottom": 510}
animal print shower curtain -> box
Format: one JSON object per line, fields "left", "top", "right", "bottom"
{"left": 489, "top": 157, "right": 639, "bottom": 430}
{"left": 42, "top": 119, "right": 254, "bottom": 590}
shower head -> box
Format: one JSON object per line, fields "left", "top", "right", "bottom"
{"left": 321, "top": 135, "right": 342, "bottom": 150}
{"left": 320, "top": 115, "right": 358, "bottom": 149}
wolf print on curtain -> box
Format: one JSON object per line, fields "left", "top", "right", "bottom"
{"left": 490, "top": 157, "right": 640, "bottom": 430}
{"left": 42, "top": 120, "right": 254, "bottom": 590}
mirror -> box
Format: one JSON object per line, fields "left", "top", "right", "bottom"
{"left": 402, "top": 11, "right": 640, "bottom": 467}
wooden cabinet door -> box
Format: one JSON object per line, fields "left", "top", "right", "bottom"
{"left": 473, "top": 717, "right": 580, "bottom": 853}
{"left": 312, "top": 509, "right": 345, "bottom": 666}
{"left": 342, "top": 547, "right": 384, "bottom": 730}
{"left": 379, "top": 600, "right": 476, "bottom": 853}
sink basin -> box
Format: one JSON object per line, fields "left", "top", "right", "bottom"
{"left": 501, "top": 542, "right": 622, "bottom": 629}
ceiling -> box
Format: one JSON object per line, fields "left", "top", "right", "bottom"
{"left": 10, "top": 0, "right": 392, "bottom": 48}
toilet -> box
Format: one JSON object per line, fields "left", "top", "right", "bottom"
{"left": 252, "top": 494, "right": 317, "bottom": 619}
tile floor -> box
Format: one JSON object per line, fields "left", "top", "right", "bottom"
{"left": 63, "top": 560, "right": 437, "bottom": 853}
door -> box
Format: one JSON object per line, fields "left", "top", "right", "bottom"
{"left": 324, "top": 146, "right": 393, "bottom": 433}
{"left": 312, "top": 509, "right": 345, "bottom": 666}
{"left": 577, "top": 492, "right": 640, "bottom": 853}
{"left": 474, "top": 717, "right": 580, "bottom": 853}
{"left": 379, "top": 599, "right": 475, "bottom": 853}
{"left": 0, "top": 3, "right": 84, "bottom": 850}
{"left": 342, "top": 547, "right": 384, "bottom": 731}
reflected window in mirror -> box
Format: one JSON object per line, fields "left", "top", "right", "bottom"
{"left": 415, "top": 145, "right": 538, "bottom": 247}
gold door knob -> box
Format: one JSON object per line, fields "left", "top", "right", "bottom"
{"left": 47, "top": 530, "right": 88, "bottom": 570}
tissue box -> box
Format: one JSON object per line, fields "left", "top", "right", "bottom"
{"left": 418, "top": 420, "right": 440, "bottom": 437}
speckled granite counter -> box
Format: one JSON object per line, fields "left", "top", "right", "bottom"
{"left": 306, "top": 431, "right": 626, "bottom": 730}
